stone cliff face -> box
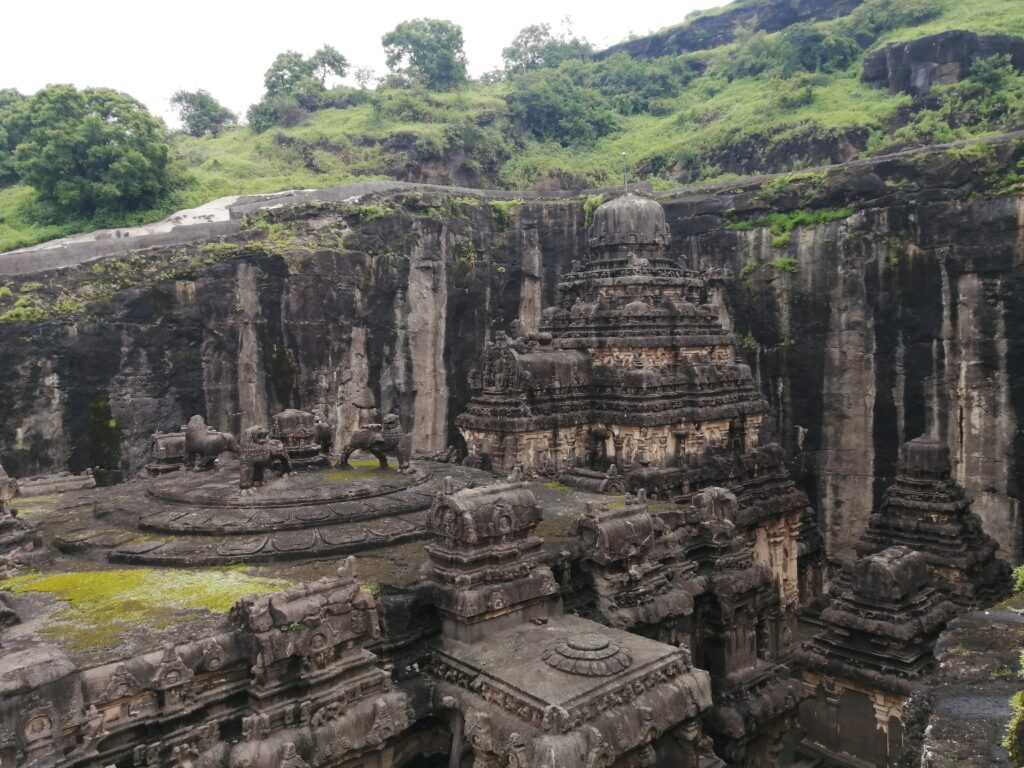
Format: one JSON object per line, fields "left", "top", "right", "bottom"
{"left": 1, "top": 139, "right": 1022, "bottom": 566}
{"left": 596, "top": 0, "right": 864, "bottom": 60}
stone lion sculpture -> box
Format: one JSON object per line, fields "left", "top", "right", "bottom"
{"left": 314, "top": 418, "right": 334, "bottom": 455}
{"left": 338, "top": 413, "right": 412, "bottom": 472}
{"left": 184, "top": 415, "right": 239, "bottom": 470}
{"left": 239, "top": 425, "right": 293, "bottom": 490}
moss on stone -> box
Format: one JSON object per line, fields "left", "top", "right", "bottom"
{"left": 0, "top": 566, "right": 290, "bottom": 652}
{"left": 1004, "top": 690, "right": 1024, "bottom": 766}
{"left": 541, "top": 480, "right": 573, "bottom": 492}
{"left": 323, "top": 459, "right": 398, "bottom": 482}
{"left": 1013, "top": 564, "right": 1024, "bottom": 593}
{"left": 582, "top": 194, "right": 605, "bottom": 230}
{"left": 490, "top": 199, "right": 525, "bottom": 231}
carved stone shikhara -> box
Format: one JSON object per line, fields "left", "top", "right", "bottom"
{"left": 797, "top": 546, "right": 957, "bottom": 766}
{"left": 338, "top": 413, "right": 412, "bottom": 472}
{"left": 856, "top": 436, "right": 1011, "bottom": 609}
{"left": 457, "top": 193, "right": 766, "bottom": 484}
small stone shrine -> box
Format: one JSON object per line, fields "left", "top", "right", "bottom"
{"left": 573, "top": 488, "right": 705, "bottom": 644}
{"left": 797, "top": 546, "right": 957, "bottom": 767}
{"left": 855, "top": 436, "right": 1011, "bottom": 609}
{"left": 426, "top": 480, "right": 720, "bottom": 767}
{"left": 683, "top": 488, "right": 804, "bottom": 766}
{"left": 271, "top": 408, "right": 329, "bottom": 467}
{"left": 144, "top": 428, "right": 187, "bottom": 476}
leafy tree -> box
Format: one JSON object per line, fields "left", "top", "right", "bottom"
{"left": 382, "top": 19, "right": 468, "bottom": 91}
{"left": 13, "top": 85, "right": 171, "bottom": 214}
{"left": 170, "top": 89, "right": 235, "bottom": 136}
{"left": 308, "top": 45, "right": 349, "bottom": 86}
{"left": 354, "top": 67, "right": 377, "bottom": 89}
{"left": 246, "top": 95, "right": 307, "bottom": 133}
{"left": 507, "top": 69, "right": 618, "bottom": 146}
{"left": 248, "top": 45, "right": 350, "bottom": 131}
{"left": 502, "top": 23, "right": 592, "bottom": 74}
{"left": 0, "top": 89, "right": 28, "bottom": 185}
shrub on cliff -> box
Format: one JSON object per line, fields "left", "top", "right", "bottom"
{"left": 12, "top": 85, "right": 171, "bottom": 215}
{"left": 895, "top": 55, "right": 1024, "bottom": 144}
{"left": 507, "top": 69, "right": 618, "bottom": 146}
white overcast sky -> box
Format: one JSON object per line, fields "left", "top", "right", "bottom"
{"left": 2, "top": 0, "right": 724, "bottom": 126}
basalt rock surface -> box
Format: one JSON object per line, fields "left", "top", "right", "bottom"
{"left": 862, "top": 30, "right": 1024, "bottom": 96}
{"left": 1, "top": 138, "right": 1024, "bottom": 566}
{"left": 596, "top": 0, "right": 863, "bottom": 60}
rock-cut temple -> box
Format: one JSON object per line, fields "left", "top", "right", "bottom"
{"left": 458, "top": 192, "right": 766, "bottom": 479}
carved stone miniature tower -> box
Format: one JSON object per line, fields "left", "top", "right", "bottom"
{"left": 798, "top": 546, "right": 957, "bottom": 766}
{"left": 856, "top": 436, "right": 1011, "bottom": 609}
{"left": 423, "top": 479, "right": 561, "bottom": 642}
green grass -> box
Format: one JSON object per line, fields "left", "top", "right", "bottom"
{"left": 1, "top": 566, "right": 290, "bottom": 651}
{"left": 877, "top": 0, "right": 1024, "bottom": 43}
{"left": 2, "top": 0, "right": 1024, "bottom": 252}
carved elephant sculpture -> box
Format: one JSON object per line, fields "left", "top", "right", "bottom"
{"left": 338, "top": 414, "right": 411, "bottom": 472}
{"left": 239, "top": 425, "right": 293, "bottom": 490}
{"left": 184, "top": 415, "right": 239, "bottom": 470}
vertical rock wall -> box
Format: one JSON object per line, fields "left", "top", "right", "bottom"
{"left": 0, "top": 171, "right": 1021, "bottom": 565}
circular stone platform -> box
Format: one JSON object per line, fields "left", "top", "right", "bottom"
{"left": 50, "top": 461, "right": 485, "bottom": 566}
{"left": 542, "top": 632, "right": 634, "bottom": 676}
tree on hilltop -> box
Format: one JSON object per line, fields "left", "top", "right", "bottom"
{"left": 502, "top": 22, "right": 592, "bottom": 74}
{"left": 382, "top": 19, "right": 468, "bottom": 91}
{"left": 248, "top": 45, "right": 350, "bottom": 132}
{"left": 170, "top": 89, "right": 236, "bottom": 137}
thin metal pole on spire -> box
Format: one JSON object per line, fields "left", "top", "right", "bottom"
{"left": 621, "top": 152, "right": 627, "bottom": 194}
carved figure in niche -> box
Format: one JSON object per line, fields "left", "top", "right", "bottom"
{"left": 184, "top": 415, "right": 239, "bottom": 470}
{"left": 280, "top": 743, "right": 308, "bottom": 768}
{"left": 338, "top": 413, "right": 411, "bottom": 472}
{"left": 78, "top": 705, "right": 107, "bottom": 755}
{"left": 239, "top": 425, "right": 293, "bottom": 490}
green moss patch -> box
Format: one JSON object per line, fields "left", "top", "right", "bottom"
{"left": 324, "top": 458, "right": 399, "bottom": 482}
{"left": 1005, "top": 690, "right": 1024, "bottom": 766}
{"left": 540, "top": 480, "right": 574, "bottom": 493}
{"left": 1, "top": 566, "right": 289, "bottom": 652}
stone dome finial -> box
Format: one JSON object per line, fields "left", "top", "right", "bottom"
{"left": 587, "top": 193, "right": 670, "bottom": 250}
{"left": 899, "top": 436, "right": 952, "bottom": 481}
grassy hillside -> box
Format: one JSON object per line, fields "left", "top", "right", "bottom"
{"left": 2, "top": 0, "right": 1024, "bottom": 253}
